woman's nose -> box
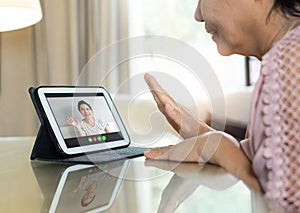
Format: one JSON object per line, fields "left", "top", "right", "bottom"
{"left": 194, "top": 0, "right": 204, "bottom": 22}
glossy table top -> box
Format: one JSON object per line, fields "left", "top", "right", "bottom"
{"left": 0, "top": 137, "right": 270, "bottom": 213}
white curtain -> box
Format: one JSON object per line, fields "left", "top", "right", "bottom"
{"left": 32, "top": 0, "right": 129, "bottom": 91}
{"left": 0, "top": 0, "right": 129, "bottom": 136}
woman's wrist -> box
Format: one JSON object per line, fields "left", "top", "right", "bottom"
{"left": 195, "top": 131, "right": 224, "bottom": 165}
{"left": 199, "top": 121, "right": 214, "bottom": 135}
{"left": 208, "top": 134, "right": 262, "bottom": 191}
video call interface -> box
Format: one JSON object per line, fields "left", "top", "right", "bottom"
{"left": 45, "top": 93, "right": 124, "bottom": 148}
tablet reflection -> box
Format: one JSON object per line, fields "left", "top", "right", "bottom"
{"left": 31, "top": 160, "right": 129, "bottom": 213}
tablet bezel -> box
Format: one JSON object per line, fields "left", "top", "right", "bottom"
{"left": 37, "top": 86, "right": 130, "bottom": 155}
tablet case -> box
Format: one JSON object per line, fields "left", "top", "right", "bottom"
{"left": 29, "top": 86, "right": 147, "bottom": 164}
{"left": 29, "top": 87, "right": 83, "bottom": 162}
{"left": 29, "top": 87, "right": 147, "bottom": 164}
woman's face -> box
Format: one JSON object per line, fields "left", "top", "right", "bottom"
{"left": 195, "top": 0, "right": 265, "bottom": 56}
{"left": 79, "top": 104, "right": 93, "bottom": 118}
{"left": 82, "top": 181, "right": 97, "bottom": 206}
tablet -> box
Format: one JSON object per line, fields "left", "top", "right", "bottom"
{"left": 49, "top": 160, "right": 129, "bottom": 213}
{"left": 37, "top": 86, "right": 130, "bottom": 155}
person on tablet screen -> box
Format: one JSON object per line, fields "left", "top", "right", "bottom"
{"left": 66, "top": 100, "right": 109, "bottom": 136}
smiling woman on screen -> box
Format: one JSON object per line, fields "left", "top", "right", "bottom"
{"left": 66, "top": 100, "right": 109, "bottom": 136}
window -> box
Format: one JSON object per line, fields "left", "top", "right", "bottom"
{"left": 128, "top": 0, "right": 258, "bottom": 96}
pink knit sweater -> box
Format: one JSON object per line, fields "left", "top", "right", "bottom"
{"left": 240, "top": 25, "right": 300, "bottom": 212}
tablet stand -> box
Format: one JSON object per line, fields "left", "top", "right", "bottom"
{"left": 31, "top": 124, "right": 67, "bottom": 160}
{"left": 29, "top": 87, "right": 104, "bottom": 164}
{"left": 29, "top": 87, "right": 70, "bottom": 161}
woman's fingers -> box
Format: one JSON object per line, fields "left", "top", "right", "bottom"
{"left": 144, "top": 145, "right": 173, "bottom": 160}
{"left": 144, "top": 73, "right": 211, "bottom": 138}
{"left": 66, "top": 117, "right": 79, "bottom": 127}
{"left": 66, "top": 117, "right": 73, "bottom": 124}
{"left": 145, "top": 73, "right": 181, "bottom": 124}
{"left": 144, "top": 73, "right": 174, "bottom": 106}
{"left": 144, "top": 137, "right": 202, "bottom": 162}
{"left": 144, "top": 73, "right": 164, "bottom": 93}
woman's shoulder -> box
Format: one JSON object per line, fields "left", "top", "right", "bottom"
{"left": 95, "top": 117, "right": 107, "bottom": 125}
{"left": 262, "top": 25, "right": 300, "bottom": 75}
{"left": 272, "top": 24, "right": 300, "bottom": 57}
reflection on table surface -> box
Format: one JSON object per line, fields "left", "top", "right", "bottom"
{"left": 32, "top": 160, "right": 130, "bottom": 213}
{"left": 0, "top": 137, "right": 271, "bottom": 213}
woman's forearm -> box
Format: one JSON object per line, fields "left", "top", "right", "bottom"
{"left": 144, "top": 130, "right": 262, "bottom": 192}
{"left": 210, "top": 134, "right": 262, "bottom": 192}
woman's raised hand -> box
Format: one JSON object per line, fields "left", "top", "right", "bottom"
{"left": 144, "top": 73, "right": 212, "bottom": 139}
{"left": 66, "top": 117, "right": 80, "bottom": 129}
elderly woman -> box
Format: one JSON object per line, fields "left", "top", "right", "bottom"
{"left": 144, "top": 0, "right": 300, "bottom": 212}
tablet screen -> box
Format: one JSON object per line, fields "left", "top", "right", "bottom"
{"left": 46, "top": 93, "right": 123, "bottom": 148}
{"left": 37, "top": 87, "right": 130, "bottom": 155}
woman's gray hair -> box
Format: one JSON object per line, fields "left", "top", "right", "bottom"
{"left": 272, "top": 0, "right": 300, "bottom": 17}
